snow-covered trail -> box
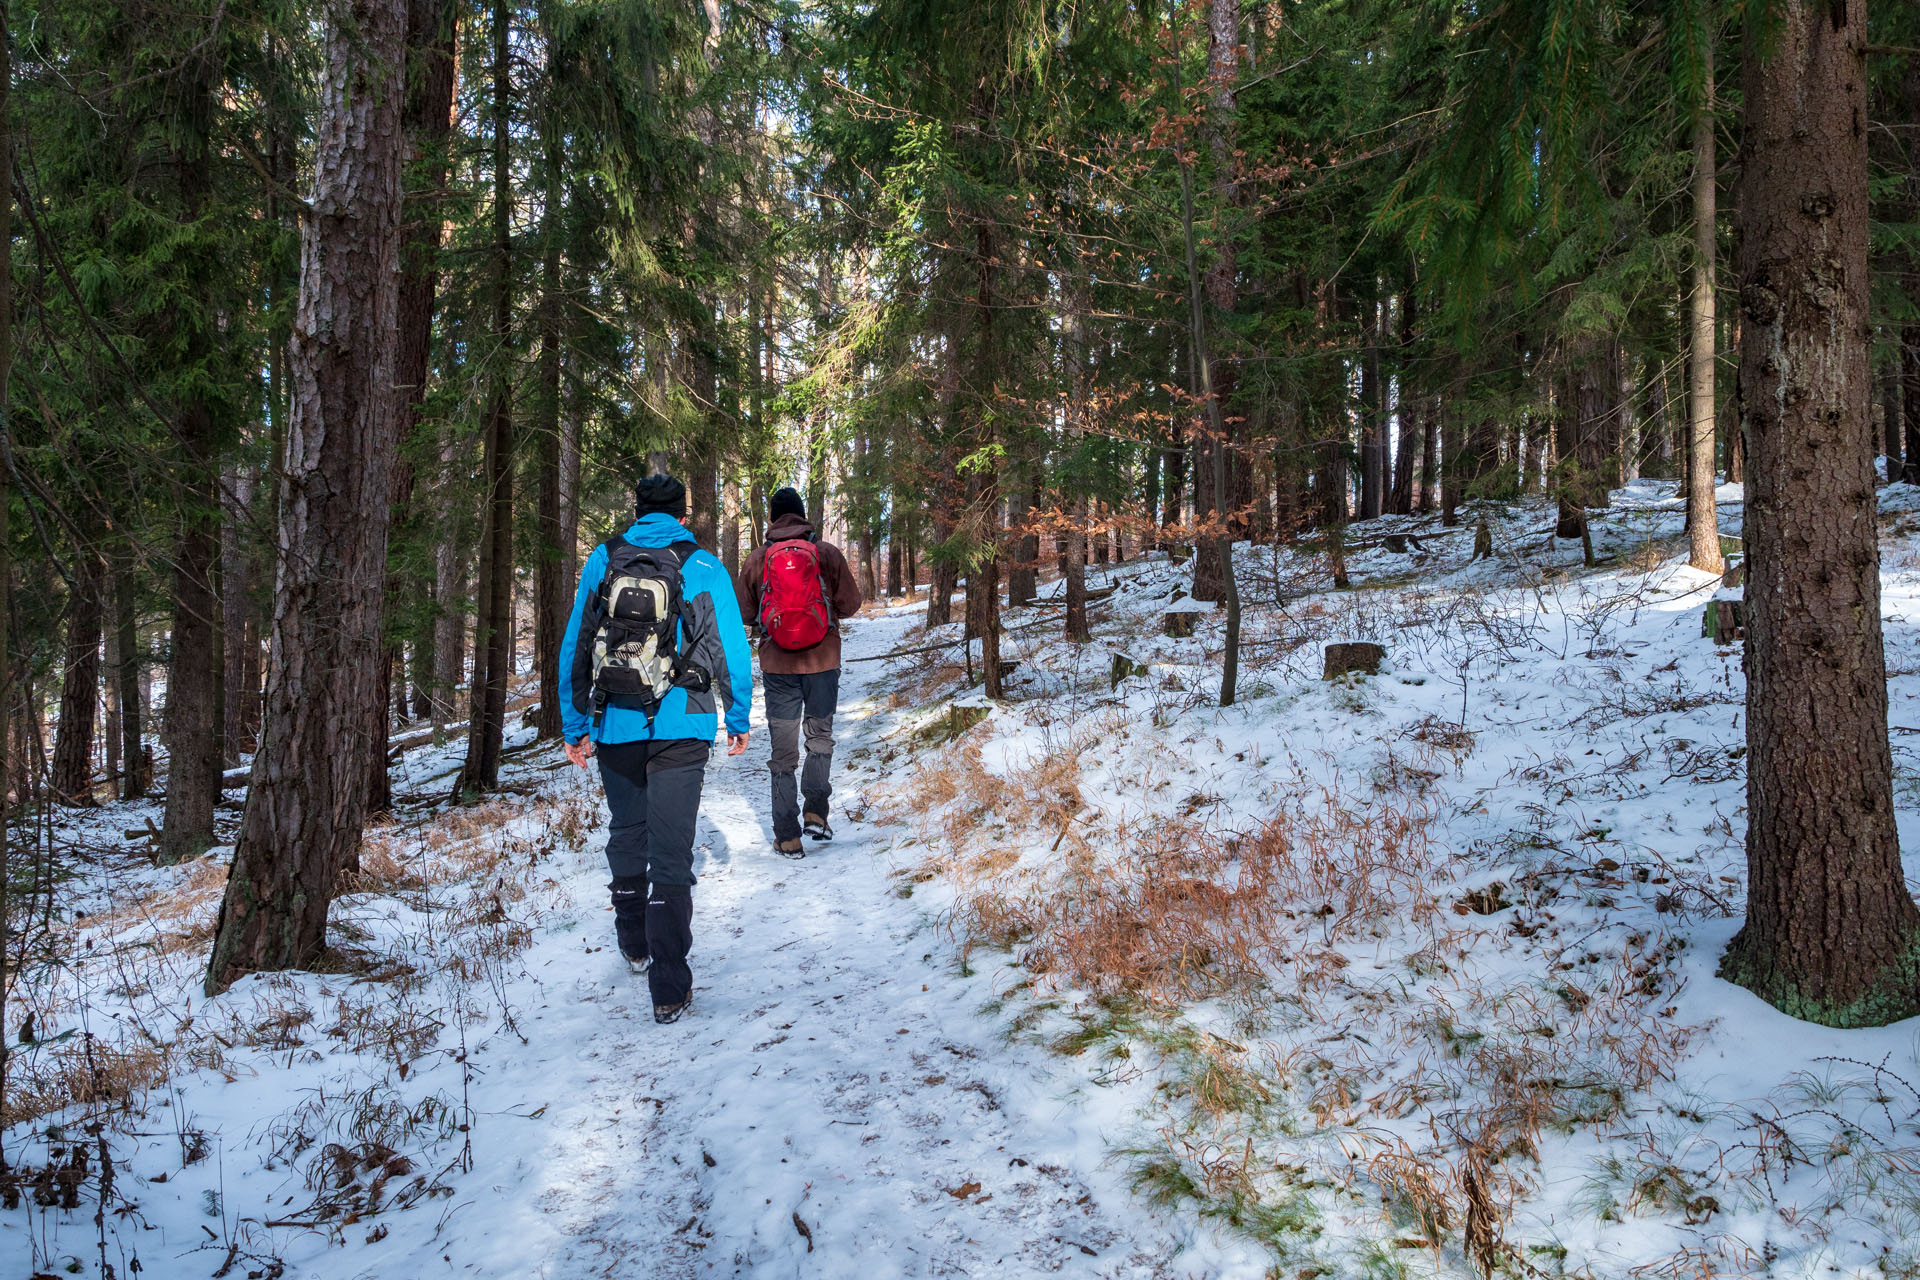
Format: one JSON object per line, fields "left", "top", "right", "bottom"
{"left": 416, "top": 608, "right": 1190, "bottom": 1279}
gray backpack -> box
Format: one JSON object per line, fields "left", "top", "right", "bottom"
{"left": 569, "top": 537, "right": 709, "bottom": 726}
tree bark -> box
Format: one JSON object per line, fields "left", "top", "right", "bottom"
{"left": 533, "top": 76, "right": 566, "bottom": 740}
{"left": 1389, "top": 292, "right": 1416, "bottom": 515}
{"left": 1007, "top": 465, "right": 1036, "bottom": 606}
{"left": 50, "top": 551, "right": 102, "bottom": 806}
{"left": 155, "top": 44, "right": 225, "bottom": 864}
{"left": 1188, "top": 0, "right": 1239, "bottom": 602}
{"left": 1720, "top": 0, "right": 1920, "bottom": 1025}
{"left": 1687, "top": 36, "right": 1725, "bottom": 573}
{"left": 220, "top": 461, "right": 255, "bottom": 766}
{"left": 1554, "top": 334, "right": 1622, "bottom": 544}
{"left": 1359, "top": 297, "right": 1386, "bottom": 520}
{"left": 110, "top": 543, "right": 146, "bottom": 798}
{"left": 457, "top": 0, "right": 516, "bottom": 796}
{"left": 205, "top": 0, "right": 407, "bottom": 993}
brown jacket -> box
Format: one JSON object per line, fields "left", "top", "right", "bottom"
{"left": 740, "top": 514, "right": 864, "bottom": 674}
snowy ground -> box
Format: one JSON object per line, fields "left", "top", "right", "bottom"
{"left": 5, "top": 607, "right": 1253, "bottom": 1278}
{"left": 17, "top": 477, "right": 1920, "bottom": 1279}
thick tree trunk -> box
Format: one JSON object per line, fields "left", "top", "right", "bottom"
{"left": 457, "top": 0, "right": 516, "bottom": 796}
{"left": 1687, "top": 42, "right": 1725, "bottom": 573}
{"left": 205, "top": 0, "right": 406, "bottom": 994}
{"left": 50, "top": 552, "right": 102, "bottom": 806}
{"left": 1720, "top": 0, "right": 1920, "bottom": 1025}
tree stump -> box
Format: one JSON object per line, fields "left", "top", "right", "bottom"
{"left": 1703, "top": 588, "right": 1745, "bottom": 644}
{"left": 1165, "top": 612, "right": 1195, "bottom": 638}
{"left": 1472, "top": 517, "right": 1493, "bottom": 560}
{"left": 1323, "top": 642, "right": 1385, "bottom": 679}
{"left": 1110, "top": 652, "right": 1150, "bottom": 690}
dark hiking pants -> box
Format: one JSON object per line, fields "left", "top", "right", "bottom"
{"left": 764, "top": 669, "right": 840, "bottom": 841}
{"left": 597, "top": 738, "right": 709, "bottom": 1006}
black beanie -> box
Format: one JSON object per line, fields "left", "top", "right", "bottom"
{"left": 769, "top": 486, "right": 806, "bottom": 522}
{"left": 635, "top": 473, "right": 688, "bottom": 519}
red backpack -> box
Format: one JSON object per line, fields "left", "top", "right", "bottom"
{"left": 759, "top": 538, "right": 832, "bottom": 650}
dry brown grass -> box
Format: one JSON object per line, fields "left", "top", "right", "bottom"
{"left": 876, "top": 692, "right": 1705, "bottom": 1268}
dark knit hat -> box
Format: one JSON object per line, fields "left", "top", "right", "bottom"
{"left": 635, "top": 473, "right": 688, "bottom": 519}
{"left": 769, "top": 486, "right": 807, "bottom": 522}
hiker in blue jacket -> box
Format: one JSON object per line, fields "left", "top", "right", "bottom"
{"left": 558, "top": 475, "right": 753, "bottom": 1024}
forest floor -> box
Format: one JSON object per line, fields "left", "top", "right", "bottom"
{"left": 3, "top": 599, "right": 1246, "bottom": 1278}
{"left": 15, "top": 478, "right": 1920, "bottom": 1279}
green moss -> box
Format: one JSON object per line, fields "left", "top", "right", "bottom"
{"left": 1718, "top": 928, "right": 1920, "bottom": 1028}
{"left": 910, "top": 703, "right": 991, "bottom": 747}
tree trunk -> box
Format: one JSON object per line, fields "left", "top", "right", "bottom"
{"left": 1554, "top": 335, "right": 1622, "bottom": 543}
{"left": 1687, "top": 38, "right": 1725, "bottom": 573}
{"left": 50, "top": 551, "right": 103, "bottom": 806}
{"left": 1389, "top": 293, "right": 1417, "bottom": 515}
{"left": 1418, "top": 396, "right": 1438, "bottom": 513}
{"left": 458, "top": 0, "right": 516, "bottom": 796}
{"left": 1359, "top": 298, "right": 1386, "bottom": 520}
{"left": 156, "top": 52, "right": 225, "bottom": 864}
{"left": 533, "top": 86, "right": 566, "bottom": 741}
{"left": 1907, "top": 328, "right": 1920, "bottom": 490}
{"left": 220, "top": 461, "right": 255, "bottom": 766}
{"left": 205, "top": 0, "right": 407, "bottom": 994}
{"left": 1720, "top": 0, "right": 1920, "bottom": 1026}
{"left": 110, "top": 544, "right": 146, "bottom": 798}
{"left": 1882, "top": 360, "right": 1903, "bottom": 483}
{"left": 1007, "top": 466, "right": 1036, "bottom": 606}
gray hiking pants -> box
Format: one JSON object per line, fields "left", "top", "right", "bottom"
{"left": 764, "top": 669, "right": 839, "bottom": 840}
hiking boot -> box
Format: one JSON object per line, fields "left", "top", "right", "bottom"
{"left": 653, "top": 999, "right": 691, "bottom": 1025}
{"left": 625, "top": 954, "right": 651, "bottom": 976}
{"left": 773, "top": 836, "right": 806, "bottom": 859}
{"left": 803, "top": 812, "right": 833, "bottom": 842}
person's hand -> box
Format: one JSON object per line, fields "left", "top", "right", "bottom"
{"left": 727, "top": 732, "right": 751, "bottom": 757}
{"left": 564, "top": 737, "right": 596, "bottom": 770}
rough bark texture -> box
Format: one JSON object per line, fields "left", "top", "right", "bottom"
{"left": 371, "top": 0, "right": 457, "bottom": 794}
{"left": 457, "top": 0, "right": 516, "bottom": 797}
{"left": 205, "top": 0, "right": 406, "bottom": 994}
{"left": 1720, "top": 0, "right": 1920, "bottom": 1026}
{"left": 50, "top": 552, "right": 102, "bottom": 806}
{"left": 157, "top": 56, "right": 224, "bottom": 865}
{"left": 1687, "top": 42, "right": 1724, "bottom": 573}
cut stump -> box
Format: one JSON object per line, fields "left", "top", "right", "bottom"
{"left": 1323, "top": 642, "right": 1385, "bottom": 680}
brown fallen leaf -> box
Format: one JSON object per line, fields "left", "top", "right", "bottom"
{"left": 946, "top": 1180, "right": 982, "bottom": 1200}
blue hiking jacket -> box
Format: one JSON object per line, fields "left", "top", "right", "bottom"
{"left": 558, "top": 514, "right": 754, "bottom": 744}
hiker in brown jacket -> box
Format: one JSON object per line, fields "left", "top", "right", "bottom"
{"left": 740, "top": 487, "right": 864, "bottom": 856}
